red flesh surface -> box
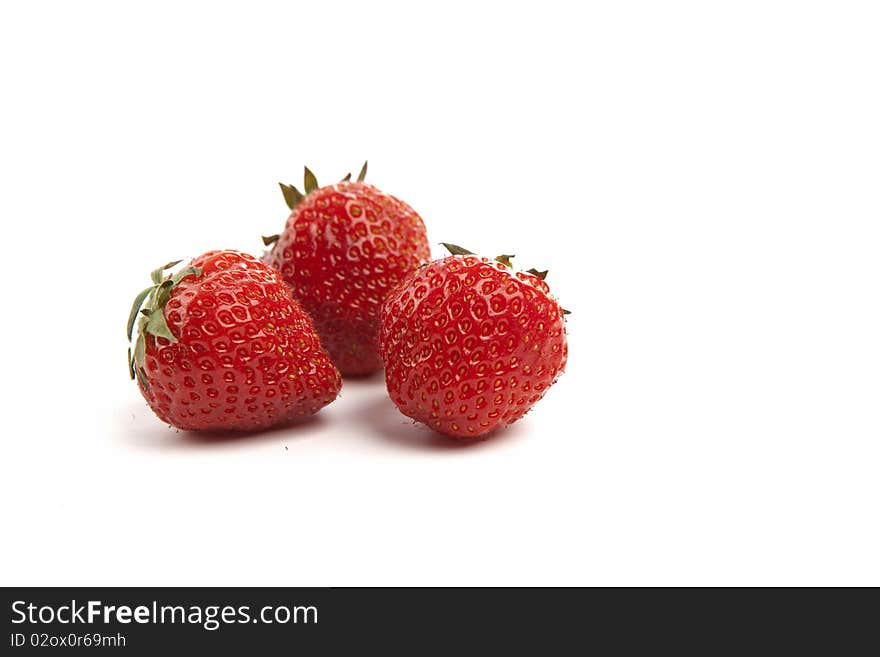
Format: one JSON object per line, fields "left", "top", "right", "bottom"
{"left": 379, "top": 255, "right": 568, "bottom": 438}
{"left": 138, "top": 250, "right": 342, "bottom": 431}
{"left": 265, "top": 182, "right": 429, "bottom": 375}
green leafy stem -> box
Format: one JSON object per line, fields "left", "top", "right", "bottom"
{"left": 127, "top": 260, "right": 202, "bottom": 385}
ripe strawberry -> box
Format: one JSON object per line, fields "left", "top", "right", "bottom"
{"left": 127, "top": 250, "right": 342, "bottom": 431}
{"left": 263, "top": 163, "right": 430, "bottom": 376}
{"left": 379, "top": 245, "right": 569, "bottom": 438}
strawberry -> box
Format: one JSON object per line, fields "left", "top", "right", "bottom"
{"left": 378, "top": 244, "right": 569, "bottom": 438}
{"left": 263, "top": 162, "right": 430, "bottom": 376}
{"left": 127, "top": 250, "right": 342, "bottom": 431}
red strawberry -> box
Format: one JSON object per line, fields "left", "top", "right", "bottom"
{"left": 378, "top": 245, "right": 569, "bottom": 438}
{"left": 263, "top": 163, "right": 430, "bottom": 376}
{"left": 127, "top": 250, "right": 342, "bottom": 431}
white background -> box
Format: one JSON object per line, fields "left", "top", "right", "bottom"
{"left": 1, "top": 1, "right": 878, "bottom": 586}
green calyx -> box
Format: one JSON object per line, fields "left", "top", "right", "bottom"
{"left": 440, "top": 243, "right": 474, "bottom": 256}
{"left": 127, "top": 260, "right": 203, "bottom": 385}
{"left": 277, "top": 161, "right": 369, "bottom": 211}
{"left": 440, "top": 243, "right": 571, "bottom": 316}
{"left": 526, "top": 268, "right": 548, "bottom": 280}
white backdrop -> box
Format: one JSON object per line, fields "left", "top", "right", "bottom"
{"left": 1, "top": 1, "right": 878, "bottom": 585}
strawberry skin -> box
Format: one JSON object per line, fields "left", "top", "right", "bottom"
{"left": 379, "top": 255, "right": 568, "bottom": 438}
{"left": 129, "top": 250, "right": 342, "bottom": 431}
{"left": 265, "top": 177, "right": 429, "bottom": 376}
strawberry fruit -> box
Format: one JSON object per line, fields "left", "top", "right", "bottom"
{"left": 379, "top": 245, "right": 568, "bottom": 438}
{"left": 264, "top": 163, "right": 430, "bottom": 376}
{"left": 127, "top": 250, "right": 342, "bottom": 431}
